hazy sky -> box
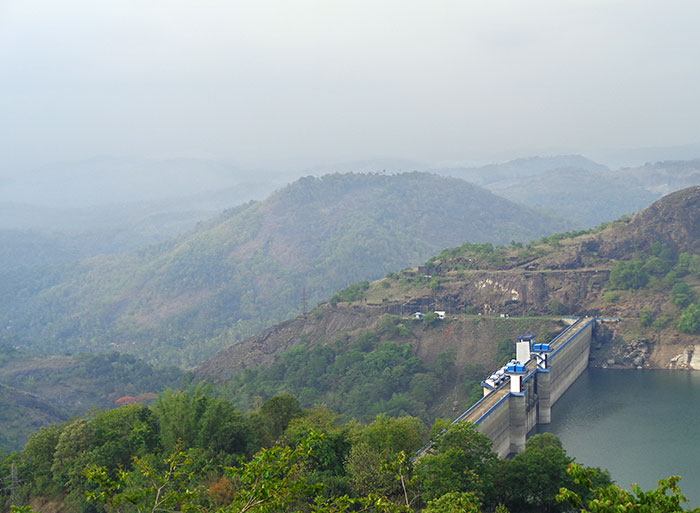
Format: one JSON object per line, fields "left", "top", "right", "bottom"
{"left": 2, "top": 0, "right": 700, "bottom": 171}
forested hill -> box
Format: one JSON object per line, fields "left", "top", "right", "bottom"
{"left": 195, "top": 186, "right": 700, "bottom": 421}
{"left": 0, "top": 172, "right": 571, "bottom": 367}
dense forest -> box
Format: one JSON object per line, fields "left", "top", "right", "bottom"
{"left": 2, "top": 387, "right": 696, "bottom": 513}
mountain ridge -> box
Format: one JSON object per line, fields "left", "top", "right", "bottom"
{"left": 0, "top": 172, "right": 571, "bottom": 367}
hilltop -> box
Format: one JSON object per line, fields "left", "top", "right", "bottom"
{"left": 195, "top": 186, "right": 700, "bottom": 420}
{"left": 0, "top": 172, "right": 570, "bottom": 367}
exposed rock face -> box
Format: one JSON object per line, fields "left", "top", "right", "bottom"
{"left": 667, "top": 345, "right": 700, "bottom": 370}
{"left": 597, "top": 185, "right": 700, "bottom": 257}
{"left": 400, "top": 270, "right": 609, "bottom": 317}
{"left": 602, "top": 339, "right": 654, "bottom": 369}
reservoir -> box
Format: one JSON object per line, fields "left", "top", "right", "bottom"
{"left": 538, "top": 368, "right": 700, "bottom": 508}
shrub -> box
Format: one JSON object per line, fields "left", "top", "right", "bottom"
{"left": 670, "top": 282, "right": 697, "bottom": 308}
{"left": 602, "top": 291, "right": 620, "bottom": 303}
{"left": 678, "top": 303, "right": 700, "bottom": 334}
{"left": 639, "top": 306, "right": 655, "bottom": 327}
{"left": 547, "top": 299, "right": 568, "bottom": 315}
{"left": 609, "top": 260, "right": 649, "bottom": 290}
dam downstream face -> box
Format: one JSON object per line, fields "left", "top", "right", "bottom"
{"left": 537, "top": 368, "right": 700, "bottom": 507}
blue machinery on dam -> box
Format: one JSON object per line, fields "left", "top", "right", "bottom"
{"left": 417, "top": 317, "right": 611, "bottom": 459}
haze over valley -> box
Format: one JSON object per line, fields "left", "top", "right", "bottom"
{"left": 2, "top": 1, "right": 700, "bottom": 511}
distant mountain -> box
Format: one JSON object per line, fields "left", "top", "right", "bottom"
{"left": 432, "top": 154, "right": 609, "bottom": 186}
{"left": 0, "top": 172, "right": 571, "bottom": 367}
{"left": 485, "top": 167, "right": 658, "bottom": 228}
{"left": 432, "top": 155, "right": 699, "bottom": 227}
{"left": 612, "top": 160, "right": 700, "bottom": 196}
{"left": 588, "top": 142, "right": 700, "bottom": 169}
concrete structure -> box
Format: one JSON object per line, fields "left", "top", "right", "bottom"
{"left": 415, "top": 317, "right": 596, "bottom": 459}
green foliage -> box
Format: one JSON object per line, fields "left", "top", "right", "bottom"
{"left": 675, "top": 252, "right": 700, "bottom": 278}
{"left": 601, "top": 291, "right": 620, "bottom": 303}
{"left": 84, "top": 431, "right": 412, "bottom": 513}
{"left": 85, "top": 447, "right": 201, "bottom": 513}
{"left": 433, "top": 242, "right": 508, "bottom": 270}
{"left": 496, "top": 434, "right": 574, "bottom": 512}
{"left": 557, "top": 462, "right": 700, "bottom": 513}
{"left": 330, "top": 281, "right": 370, "bottom": 306}
{"left": 377, "top": 315, "right": 412, "bottom": 339}
{"left": 345, "top": 415, "right": 425, "bottom": 499}
{"left": 462, "top": 364, "right": 487, "bottom": 409}
{"left": 416, "top": 422, "right": 497, "bottom": 503}
{"left": 547, "top": 299, "right": 568, "bottom": 315}
{"left": 423, "top": 491, "right": 481, "bottom": 513}
{"left": 496, "top": 338, "right": 515, "bottom": 365}
{"left": 652, "top": 312, "right": 673, "bottom": 328}
{"left": 678, "top": 303, "right": 700, "bottom": 334}
{"left": 251, "top": 394, "right": 303, "bottom": 447}
{"left": 609, "top": 259, "right": 649, "bottom": 290}
{"left": 0, "top": 351, "right": 182, "bottom": 451}
{"left": 155, "top": 385, "right": 252, "bottom": 455}
{"left": 670, "top": 282, "right": 697, "bottom": 308}
{"left": 225, "top": 334, "right": 448, "bottom": 423}
{"left": 422, "top": 312, "right": 440, "bottom": 327}
{"left": 6, "top": 393, "right": 696, "bottom": 513}
{"left": 639, "top": 306, "right": 655, "bottom": 327}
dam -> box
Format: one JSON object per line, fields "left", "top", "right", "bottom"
{"left": 417, "top": 317, "right": 605, "bottom": 458}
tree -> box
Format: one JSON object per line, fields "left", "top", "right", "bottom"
{"left": 423, "top": 491, "right": 482, "bottom": 513}
{"left": 670, "top": 283, "right": 697, "bottom": 308}
{"left": 251, "top": 394, "right": 303, "bottom": 447}
{"left": 557, "top": 463, "right": 700, "bottom": 513}
{"left": 678, "top": 303, "right": 700, "bottom": 334}
{"left": 155, "top": 386, "right": 251, "bottom": 455}
{"left": 415, "top": 422, "right": 497, "bottom": 503}
{"left": 496, "top": 433, "right": 584, "bottom": 513}
{"left": 18, "top": 424, "right": 64, "bottom": 496}
{"left": 345, "top": 415, "right": 424, "bottom": 499}
{"left": 609, "top": 260, "right": 649, "bottom": 290}
{"left": 85, "top": 433, "right": 410, "bottom": 513}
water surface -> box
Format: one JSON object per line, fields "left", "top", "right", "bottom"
{"left": 538, "top": 368, "right": 700, "bottom": 507}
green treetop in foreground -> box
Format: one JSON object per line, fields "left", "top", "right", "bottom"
{"left": 557, "top": 463, "right": 700, "bottom": 513}
{"left": 3, "top": 388, "right": 697, "bottom": 513}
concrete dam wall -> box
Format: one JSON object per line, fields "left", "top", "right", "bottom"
{"left": 417, "top": 318, "right": 598, "bottom": 459}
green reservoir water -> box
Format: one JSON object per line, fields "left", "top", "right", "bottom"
{"left": 538, "top": 368, "right": 700, "bottom": 507}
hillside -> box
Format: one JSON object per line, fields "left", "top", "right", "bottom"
{"left": 0, "top": 342, "right": 183, "bottom": 450}
{"left": 0, "top": 383, "right": 68, "bottom": 451}
{"left": 0, "top": 180, "right": 279, "bottom": 270}
{"left": 196, "top": 186, "right": 700, "bottom": 421}
{"left": 0, "top": 172, "right": 570, "bottom": 367}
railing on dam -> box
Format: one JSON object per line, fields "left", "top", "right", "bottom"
{"left": 414, "top": 317, "right": 597, "bottom": 459}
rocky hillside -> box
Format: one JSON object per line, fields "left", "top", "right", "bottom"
{"left": 0, "top": 172, "right": 570, "bottom": 367}
{"left": 196, "top": 187, "right": 700, "bottom": 413}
